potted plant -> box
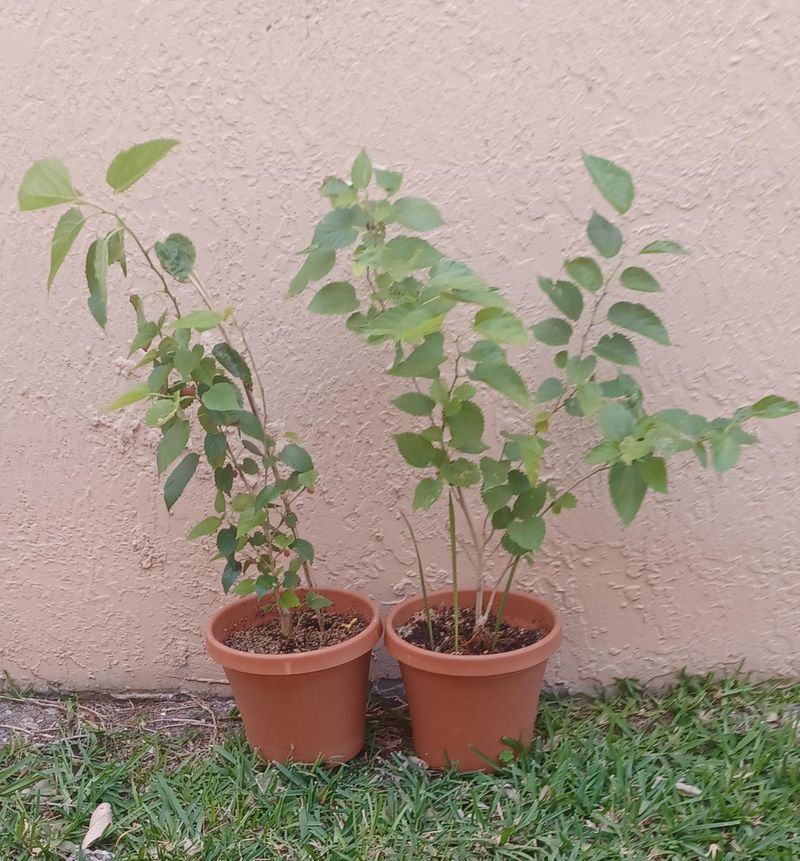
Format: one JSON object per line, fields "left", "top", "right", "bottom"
{"left": 291, "top": 149, "right": 798, "bottom": 770}
{"left": 18, "top": 140, "right": 382, "bottom": 764}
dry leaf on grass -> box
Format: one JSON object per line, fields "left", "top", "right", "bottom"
{"left": 81, "top": 802, "right": 113, "bottom": 849}
{"left": 675, "top": 781, "right": 702, "bottom": 798}
{"left": 706, "top": 844, "right": 721, "bottom": 858}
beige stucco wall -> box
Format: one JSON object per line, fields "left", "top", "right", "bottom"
{"left": 1, "top": 0, "right": 799, "bottom": 694}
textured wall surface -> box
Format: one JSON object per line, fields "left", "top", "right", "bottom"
{"left": 1, "top": 0, "right": 799, "bottom": 693}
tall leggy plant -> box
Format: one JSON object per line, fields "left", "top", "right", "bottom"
{"left": 292, "top": 150, "right": 797, "bottom": 652}
{"left": 20, "top": 140, "right": 331, "bottom": 637}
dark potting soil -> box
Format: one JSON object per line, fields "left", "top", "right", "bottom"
{"left": 397, "top": 606, "right": 544, "bottom": 656}
{"left": 224, "top": 609, "right": 368, "bottom": 655}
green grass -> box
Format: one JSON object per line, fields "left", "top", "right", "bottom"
{"left": 1, "top": 676, "right": 798, "bottom": 860}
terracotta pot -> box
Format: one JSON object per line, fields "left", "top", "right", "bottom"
{"left": 385, "top": 588, "right": 562, "bottom": 771}
{"left": 205, "top": 588, "right": 382, "bottom": 764}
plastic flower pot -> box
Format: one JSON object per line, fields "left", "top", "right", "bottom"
{"left": 385, "top": 588, "right": 562, "bottom": 771}
{"left": 206, "top": 588, "right": 382, "bottom": 764}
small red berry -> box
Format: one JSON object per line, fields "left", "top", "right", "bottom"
{"left": 180, "top": 385, "right": 196, "bottom": 398}
{"left": 307, "top": 488, "right": 315, "bottom": 495}
{"left": 283, "top": 549, "right": 290, "bottom": 557}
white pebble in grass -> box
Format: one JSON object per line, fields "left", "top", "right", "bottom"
{"left": 675, "top": 781, "right": 702, "bottom": 797}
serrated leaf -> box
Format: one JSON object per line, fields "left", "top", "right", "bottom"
{"left": 470, "top": 362, "right": 531, "bottom": 408}
{"left": 482, "top": 484, "right": 513, "bottom": 513}
{"left": 48, "top": 207, "right": 85, "bottom": 289}
{"left": 392, "top": 197, "right": 443, "bottom": 231}
{"left": 306, "top": 591, "right": 332, "bottom": 609}
{"left": 598, "top": 402, "right": 635, "bottom": 441}
{"left": 582, "top": 152, "right": 634, "bottom": 214}
{"left": 473, "top": 308, "right": 528, "bottom": 344}
{"left": 640, "top": 240, "right": 689, "bottom": 255}
{"left": 608, "top": 302, "right": 670, "bottom": 346}
{"left": 313, "top": 207, "right": 361, "bottom": 249}
{"left": 620, "top": 267, "right": 661, "bottom": 292}
{"left": 608, "top": 462, "right": 647, "bottom": 525}
{"left": 164, "top": 452, "right": 200, "bottom": 511}
{"left": 155, "top": 233, "right": 196, "bottom": 281}
{"left": 204, "top": 433, "right": 227, "bottom": 468}
{"left": 413, "top": 477, "right": 443, "bottom": 510}
{"left": 287, "top": 248, "right": 336, "bottom": 297}
{"left": 750, "top": 395, "right": 799, "bottom": 418}
{"left": 587, "top": 211, "right": 622, "bottom": 258}
{"left": 394, "top": 432, "right": 434, "bottom": 468}
{"left": 106, "top": 138, "right": 178, "bottom": 192}
{"left": 321, "top": 176, "right": 357, "bottom": 208}
{"left": 279, "top": 443, "right": 313, "bottom": 473}
{"left": 106, "top": 228, "right": 127, "bottom": 276}
{"left": 636, "top": 456, "right": 667, "bottom": 493}
{"left": 293, "top": 538, "right": 315, "bottom": 562}
{"left": 171, "top": 309, "right": 222, "bottom": 331}
{"left": 538, "top": 277, "right": 584, "bottom": 320}
{"left": 201, "top": 382, "right": 241, "bottom": 412}
{"left": 531, "top": 317, "right": 572, "bottom": 346}
{"left": 577, "top": 382, "right": 603, "bottom": 416}
{"left": 85, "top": 238, "right": 108, "bottom": 328}
{"left": 535, "top": 377, "right": 565, "bottom": 403}
{"left": 564, "top": 256, "right": 602, "bottom": 292}
{"left": 309, "top": 281, "right": 359, "bottom": 314}
{"left": 393, "top": 392, "right": 436, "bottom": 416}
{"left": 212, "top": 343, "right": 252, "bottom": 387}
{"left": 187, "top": 516, "right": 222, "bottom": 540}
{"left": 18, "top": 158, "right": 78, "bottom": 210}
{"left": 351, "top": 149, "right": 372, "bottom": 189}
{"left": 480, "top": 456, "right": 509, "bottom": 489}
{"left": 157, "top": 419, "right": 190, "bottom": 474}
{"left": 710, "top": 434, "right": 741, "bottom": 473}
{"left": 221, "top": 560, "right": 241, "bottom": 593}
{"left": 594, "top": 332, "right": 639, "bottom": 366}
{"left": 448, "top": 401, "right": 486, "bottom": 453}
{"left": 507, "top": 516, "right": 545, "bottom": 551}
{"left": 388, "top": 333, "right": 445, "bottom": 378}
{"left": 441, "top": 458, "right": 480, "bottom": 487}
{"left": 565, "top": 355, "right": 596, "bottom": 385}
{"left": 103, "top": 383, "right": 151, "bottom": 412}
{"left": 375, "top": 168, "right": 402, "bottom": 195}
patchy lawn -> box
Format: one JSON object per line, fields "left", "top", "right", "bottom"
{"left": 1, "top": 676, "right": 798, "bottom": 860}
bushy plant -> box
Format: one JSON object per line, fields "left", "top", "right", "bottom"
{"left": 293, "top": 149, "right": 798, "bottom": 651}
{"left": 20, "top": 140, "right": 331, "bottom": 637}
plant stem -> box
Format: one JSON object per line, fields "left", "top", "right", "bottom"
{"left": 447, "top": 491, "right": 460, "bottom": 654}
{"left": 492, "top": 556, "right": 520, "bottom": 644}
{"left": 399, "top": 511, "right": 435, "bottom": 649}
{"left": 454, "top": 487, "right": 486, "bottom": 618}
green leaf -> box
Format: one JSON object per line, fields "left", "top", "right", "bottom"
{"left": 306, "top": 591, "right": 332, "bottom": 610}
{"left": 598, "top": 402, "right": 635, "bottom": 441}
{"left": 187, "top": 516, "right": 222, "bottom": 540}
{"left": 217, "top": 525, "right": 238, "bottom": 559}
{"left": 441, "top": 458, "right": 480, "bottom": 487}
{"left": 47, "top": 207, "right": 85, "bottom": 289}
{"left": 221, "top": 561, "right": 242, "bottom": 593}
{"left": 537, "top": 277, "right": 584, "bottom": 321}
{"left": 392, "top": 197, "right": 443, "bottom": 231}
{"left": 516, "top": 435, "right": 544, "bottom": 486}
{"left": 413, "top": 477, "right": 443, "bottom": 511}
{"left": 394, "top": 432, "right": 434, "bottom": 468}
{"left": 312, "top": 207, "right": 361, "bottom": 249}
{"left": 594, "top": 333, "right": 639, "bottom": 366}
{"left": 106, "top": 139, "right": 178, "bottom": 192}
{"left": 565, "top": 355, "right": 596, "bottom": 385}
{"left": 448, "top": 401, "right": 486, "bottom": 453}
{"left": 279, "top": 443, "right": 313, "bottom": 473}
{"left": 145, "top": 398, "right": 177, "bottom": 427}
{"left": 157, "top": 420, "right": 190, "bottom": 474}
{"left": 106, "top": 228, "right": 127, "bottom": 276}
{"left": 635, "top": 456, "right": 667, "bottom": 493}
{"left": 308, "top": 281, "right": 359, "bottom": 315}
{"left": 393, "top": 392, "right": 436, "bottom": 416}
{"left": 287, "top": 248, "right": 336, "bottom": 297}
{"left": 375, "top": 168, "right": 402, "bottom": 196}
{"left": 481, "top": 484, "right": 513, "bottom": 514}
{"left": 480, "top": 457, "right": 509, "bottom": 489}
{"left": 279, "top": 591, "right": 301, "bottom": 609}
{"left": 293, "top": 538, "right": 315, "bottom": 562}
{"left": 171, "top": 309, "right": 222, "bottom": 331}
{"left": 576, "top": 382, "right": 603, "bottom": 416}
{"left": 155, "top": 233, "right": 196, "bottom": 282}
{"left": 215, "top": 464, "right": 234, "bottom": 495}
{"left": 174, "top": 347, "right": 199, "bottom": 377}
{"left": 212, "top": 343, "right": 252, "bottom": 387}
{"left": 586, "top": 440, "right": 619, "bottom": 465}
{"left": 473, "top": 308, "right": 528, "bottom": 345}
{"left": 640, "top": 240, "right": 689, "bottom": 255}
{"left": 507, "top": 516, "right": 545, "bottom": 552}
{"left": 201, "top": 382, "right": 241, "bottom": 412}
{"left": 710, "top": 434, "right": 741, "bottom": 473}
{"left": 321, "top": 177, "right": 357, "bottom": 208}
{"left": 587, "top": 211, "right": 622, "bottom": 258}
{"left": 388, "top": 333, "right": 445, "bottom": 378}
{"left": 750, "top": 395, "right": 799, "bottom": 419}
{"left": 204, "top": 433, "right": 227, "bottom": 468}
{"left": 163, "top": 452, "right": 200, "bottom": 511}
{"left": 581, "top": 152, "right": 634, "bottom": 214}
{"left": 103, "top": 383, "right": 151, "bottom": 412}
{"left": 18, "top": 158, "right": 78, "bottom": 210}
{"left": 564, "top": 256, "right": 602, "bottom": 292}
{"left": 608, "top": 302, "right": 670, "bottom": 346}
{"left": 369, "top": 236, "right": 441, "bottom": 280}
{"left": 351, "top": 149, "right": 372, "bottom": 189}
{"left": 85, "top": 238, "right": 109, "bottom": 328}
{"left": 470, "top": 362, "right": 531, "bottom": 409}
{"left": 535, "top": 378, "right": 565, "bottom": 403}
{"left": 531, "top": 318, "right": 572, "bottom": 346}
{"left": 620, "top": 267, "right": 661, "bottom": 293}
{"left": 608, "top": 462, "right": 647, "bottom": 525}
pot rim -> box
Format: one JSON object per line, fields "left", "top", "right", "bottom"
{"left": 384, "top": 588, "right": 562, "bottom": 677}
{"left": 205, "top": 587, "right": 383, "bottom": 676}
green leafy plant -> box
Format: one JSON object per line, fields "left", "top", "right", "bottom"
{"left": 292, "top": 149, "right": 798, "bottom": 653}
{"left": 20, "top": 140, "right": 331, "bottom": 638}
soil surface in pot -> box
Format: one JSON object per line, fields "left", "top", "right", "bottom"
{"left": 224, "top": 609, "right": 367, "bottom": 655}
{"left": 398, "top": 606, "right": 544, "bottom": 655}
